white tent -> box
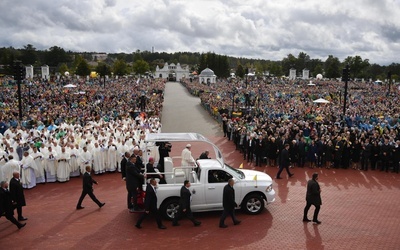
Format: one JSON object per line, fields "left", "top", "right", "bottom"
{"left": 313, "top": 98, "right": 330, "bottom": 104}
{"left": 63, "top": 84, "right": 77, "bottom": 88}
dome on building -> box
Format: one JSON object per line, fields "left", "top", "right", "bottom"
{"left": 199, "top": 68, "right": 215, "bottom": 77}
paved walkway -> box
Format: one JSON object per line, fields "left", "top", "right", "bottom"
{"left": 1, "top": 82, "right": 400, "bottom": 249}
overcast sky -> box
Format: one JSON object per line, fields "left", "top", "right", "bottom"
{"left": 1, "top": 0, "right": 399, "bottom": 65}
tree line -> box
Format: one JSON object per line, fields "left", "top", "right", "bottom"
{"left": 0, "top": 44, "right": 398, "bottom": 81}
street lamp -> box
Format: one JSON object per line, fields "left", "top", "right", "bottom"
{"left": 231, "top": 87, "right": 238, "bottom": 118}
{"left": 342, "top": 65, "right": 350, "bottom": 117}
{"left": 245, "top": 68, "right": 249, "bottom": 88}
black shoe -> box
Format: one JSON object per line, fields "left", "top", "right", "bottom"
{"left": 303, "top": 219, "right": 311, "bottom": 222}
{"left": 158, "top": 225, "right": 167, "bottom": 229}
{"left": 313, "top": 220, "right": 321, "bottom": 224}
{"left": 234, "top": 220, "right": 241, "bottom": 225}
{"left": 135, "top": 224, "right": 142, "bottom": 229}
{"left": 99, "top": 203, "right": 105, "bottom": 208}
{"left": 18, "top": 223, "right": 26, "bottom": 229}
{"left": 194, "top": 221, "right": 201, "bottom": 226}
{"left": 76, "top": 206, "right": 85, "bottom": 210}
{"left": 18, "top": 217, "right": 28, "bottom": 221}
{"left": 219, "top": 224, "right": 228, "bottom": 228}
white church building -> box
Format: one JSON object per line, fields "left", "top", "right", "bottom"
{"left": 155, "top": 62, "right": 189, "bottom": 81}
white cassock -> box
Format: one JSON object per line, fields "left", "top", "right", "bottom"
{"left": 44, "top": 151, "right": 58, "bottom": 182}
{"left": 31, "top": 151, "right": 46, "bottom": 183}
{"left": 79, "top": 150, "right": 92, "bottom": 174}
{"left": 69, "top": 148, "right": 80, "bottom": 177}
{"left": 107, "top": 144, "right": 118, "bottom": 172}
{"left": 20, "top": 155, "right": 38, "bottom": 189}
{"left": 1, "top": 159, "right": 21, "bottom": 182}
{"left": 57, "top": 151, "right": 71, "bottom": 182}
{"left": 92, "top": 146, "right": 104, "bottom": 174}
{"left": 0, "top": 149, "right": 8, "bottom": 181}
{"left": 181, "top": 148, "right": 195, "bottom": 179}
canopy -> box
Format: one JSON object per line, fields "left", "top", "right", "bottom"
{"left": 313, "top": 98, "right": 330, "bottom": 104}
{"left": 63, "top": 84, "right": 77, "bottom": 88}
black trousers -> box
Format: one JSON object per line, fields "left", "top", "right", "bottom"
{"left": 276, "top": 165, "right": 292, "bottom": 178}
{"left": 303, "top": 202, "right": 320, "bottom": 222}
{"left": 361, "top": 156, "right": 369, "bottom": 170}
{"left": 136, "top": 208, "right": 162, "bottom": 227}
{"left": 77, "top": 189, "right": 102, "bottom": 207}
{"left": 219, "top": 208, "right": 238, "bottom": 226}
{"left": 173, "top": 207, "right": 198, "bottom": 225}
{"left": 2, "top": 213, "right": 21, "bottom": 228}
{"left": 16, "top": 205, "right": 23, "bottom": 219}
{"left": 127, "top": 190, "right": 133, "bottom": 209}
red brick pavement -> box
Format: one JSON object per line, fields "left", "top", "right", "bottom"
{"left": 1, "top": 136, "right": 400, "bottom": 250}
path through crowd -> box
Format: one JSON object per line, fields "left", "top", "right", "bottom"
{"left": 161, "top": 81, "right": 223, "bottom": 137}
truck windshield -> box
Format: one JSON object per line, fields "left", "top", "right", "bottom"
{"left": 224, "top": 164, "right": 245, "bottom": 179}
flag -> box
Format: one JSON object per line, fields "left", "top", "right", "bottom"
{"left": 239, "top": 163, "right": 243, "bottom": 169}
{"left": 253, "top": 175, "right": 258, "bottom": 181}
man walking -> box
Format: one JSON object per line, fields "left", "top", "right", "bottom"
{"left": 0, "top": 181, "right": 26, "bottom": 229}
{"left": 219, "top": 178, "right": 241, "bottom": 228}
{"left": 135, "top": 178, "right": 166, "bottom": 229}
{"left": 303, "top": 173, "right": 322, "bottom": 224}
{"left": 76, "top": 166, "right": 105, "bottom": 209}
{"left": 9, "top": 171, "right": 27, "bottom": 221}
{"left": 172, "top": 180, "right": 201, "bottom": 227}
{"left": 276, "top": 144, "right": 294, "bottom": 179}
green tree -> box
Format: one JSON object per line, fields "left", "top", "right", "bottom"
{"left": 236, "top": 64, "right": 245, "bottom": 78}
{"left": 20, "top": 44, "right": 37, "bottom": 65}
{"left": 44, "top": 46, "right": 71, "bottom": 67}
{"left": 132, "top": 59, "right": 150, "bottom": 75}
{"left": 281, "top": 54, "right": 297, "bottom": 76}
{"left": 113, "top": 59, "right": 128, "bottom": 76}
{"left": 324, "top": 55, "right": 341, "bottom": 78}
{"left": 75, "top": 59, "right": 91, "bottom": 76}
{"left": 58, "top": 63, "right": 69, "bottom": 75}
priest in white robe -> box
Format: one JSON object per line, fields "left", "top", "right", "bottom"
{"left": 92, "top": 143, "right": 104, "bottom": 174}
{"left": 44, "top": 146, "right": 58, "bottom": 182}
{"left": 107, "top": 140, "right": 118, "bottom": 172}
{"left": 31, "top": 147, "right": 45, "bottom": 183}
{"left": 68, "top": 144, "right": 80, "bottom": 177}
{"left": 20, "top": 151, "right": 38, "bottom": 189}
{"left": 56, "top": 147, "right": 70, "bottom": 182}
{"left": 79, "top": 146, "right": 92, "bottom": 174}
{"left": 1, "top": 155, "right": 21, "bottom": 182}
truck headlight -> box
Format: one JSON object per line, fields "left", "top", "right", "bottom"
{"left": 266, "top": 184, "right": 272, "bottom": 192}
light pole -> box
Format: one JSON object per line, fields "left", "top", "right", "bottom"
{"left": 387, "top": 71, "right": 392, "bottom": 95}
{"left": 342, "top": 65, "right": 349, "bottom": 117}
{"left": 231, "top": 88, "right": 237, "bottom": 118}
{"left": 13, "top": 61, "right": 24, "bottom": 121}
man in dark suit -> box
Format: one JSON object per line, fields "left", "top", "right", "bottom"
{"left": 9, "top": 171, "right": 27, "bottom": 221}
{"left": 172, "top": 180, "right": 201, "bottom": 227}
{"left": 121, "top": 152, "right": 130, "bottom": 180}
{"left": 126, "top": 156, "right": 144, "bottom": 211}
{"left": 198, "top": 150, "right": 211, "bottom": 159}
{"left": 219, "top": 179, "right": 241, "bottom": 228}
{"left": 303, "top": 173, "right": 322, "bottom": 224}
{"left": 276, "top": 144, "right": 294, "bottom": 179}
{"left": 146, "top": 157, "right": 164, "bottom": 182}
{"left": 76, "top": 166, "right": 105, "bottom": 209}
{"left": 0, "top": 181, "right": 26, "bottom": 229}
{"left": 246, "top": 136, "right": 255, "bottom": 162}
{"left": 135, "top": 178, "right": 166, "bottom": 229}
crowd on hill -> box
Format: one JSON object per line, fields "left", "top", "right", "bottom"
{"left": 182, "top": 78, "right": 400, "bottom": 173}
{"left": 0, "top": 77, "right": 166, "bottom": 188}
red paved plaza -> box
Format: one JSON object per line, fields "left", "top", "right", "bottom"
{"left": 1, "top": 137, "right": 400, "bottom": 250}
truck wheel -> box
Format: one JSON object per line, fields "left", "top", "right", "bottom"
{"left": 241, "top": 194, "right": 264, "bottom": 214}
{"left": 160, "top": 198, "right": 180, "bottom": 221}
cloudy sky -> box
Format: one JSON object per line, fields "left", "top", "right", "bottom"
{"left": 1, "top": 0, "right": 399, "bottom": 64}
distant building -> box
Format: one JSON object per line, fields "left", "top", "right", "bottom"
{"left": 92, "top": 53, "right": 108, "bottom": 61}
{"left": 302, "top": 69, "right": 309, "bottom": 80}
{"left": 289, "top": 68, "right": 296, "bottom": 80}
{"left": 199, "top": 68, "right": 217, "bottom": 85}
{"left": 155, "top": 62, "right": 189, "bottom": 81}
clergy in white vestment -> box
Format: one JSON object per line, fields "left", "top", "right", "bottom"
{"left": 8, "top": 147, "right": 20, "bottom": 163}
{"left": 44, "top": 146, "right": 58, "bottom": 182}
{"left": 20, "top": 151, "right": 38, "bottom": 189}
{"left": 1, "top": 156, "right": 21, "bottom": 182}
{"left": 181, "top": 144, "right": 195, "bottom": 179}
{"left": 31, "top": 147, "right": 45, "bottom": 183}
{"left": 56, "top": 147, "right": 71, "bottom": 182}
{"left": 68, "top": 144, "right": 80, "bottom": 177}
{"left": 92, "top": 143, "right": 104, "bottom": 174}
{"left": 107, "top": 140, "right": 118, "bottom": 172}
{"left": 79, "top": 146, "right": 92, "bottom": 174}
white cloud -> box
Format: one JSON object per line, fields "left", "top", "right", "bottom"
{"left": 0, "top": 0, "right": 399, "bottom": 64}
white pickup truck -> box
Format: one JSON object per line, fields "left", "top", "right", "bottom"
{"left": 143, "top": 133, "right": 275, "bottom": 220}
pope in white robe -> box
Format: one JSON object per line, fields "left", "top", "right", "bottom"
{"left": 181, "top": 144, "right": 195, "bottom": 179}
{"left": 56, "top": 147, "right": 70, "bottom": 182}
{"left": 20, "top": 152, "right": 38, "bottom": 189}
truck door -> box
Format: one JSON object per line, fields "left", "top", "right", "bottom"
{"left": 189, "top": 172, "right": 207, "bottom": 210}
{"left": 205, "top": 169, "right": 233, "bottom": 209}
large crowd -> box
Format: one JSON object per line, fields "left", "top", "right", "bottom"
{"left": 0, "top": 77, "right": 166, "bottom": 188}
{"left": 182, "top": 77, "right": 400, "bottom": 173}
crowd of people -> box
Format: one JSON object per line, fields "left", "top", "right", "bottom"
{"left": 0, "top": 77, "right": 166, "bottom": 189}
{"left": 182, "top": 77, "right": 400, "bottom": 174}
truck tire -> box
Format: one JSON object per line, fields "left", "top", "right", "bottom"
{"left": 241, "top": 193, "right": 265, "bottom": 215}
{"left": 160, "top": 198, "right": 180, "bottom": 221}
